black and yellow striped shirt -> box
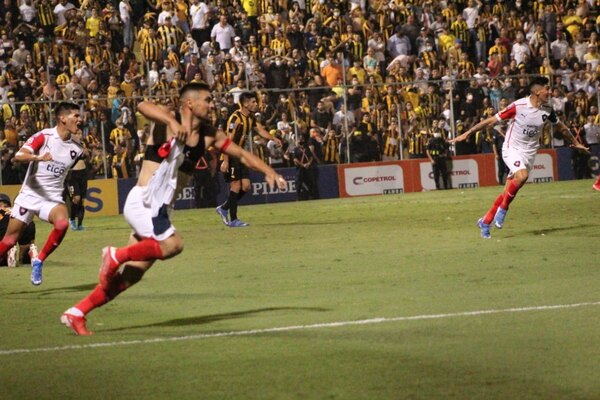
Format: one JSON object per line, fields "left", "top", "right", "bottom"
{"left": 323, "top": 136, "right": 339, "bottom": 164}
{"left": 37, "top": 2, "right": 55, "bottom": 26}
{"left": 227, "top": 109, "right": 256, "bottom": 150}
{"left": 158, "top": 25, "right": 184, "bottom": 49}
{"left": 142, "top": 36, "right": 162, "bottom": 62}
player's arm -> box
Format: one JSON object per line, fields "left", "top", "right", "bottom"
{"left": 15, "top": 133, "right": 52, "bottom": 162}
{"left": 220, "top": 114, "right": 241, "bottom": 172}
{"left": 137, "top": 101, "right": 187, "bottom": 142}
{"left": 450, "top": 115, "right": 498, "bottom": 143}
{"left": 208, "top": 130, "right": 287, "bottom": 189}
{"left": 255, "top": 123, "right": 281, "bottom": 146}
{"left": 555, "top": 120, "right": 589, "bottom": 153}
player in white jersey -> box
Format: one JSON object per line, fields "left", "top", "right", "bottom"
{"left": 61, "top": 83, "right": 288, "bottom": 335}
{"left": 451, "top": 77, "right": 588, "bottom": 239}
{"left": 0, "top": 102, "right": 84, "bottom": 284}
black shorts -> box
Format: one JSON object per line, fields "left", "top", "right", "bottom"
{"left": 67, "top": 169, "right": 88, "bottom": 198}
{"left": 223, "top": 159, "right": 249, "bottom": 182}
{"left": 19, "top": 222, "right": 36, "bottom": 245}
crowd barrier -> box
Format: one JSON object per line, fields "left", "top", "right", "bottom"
{"left": 3, "top": 147, "right": 596, "bottom": 217}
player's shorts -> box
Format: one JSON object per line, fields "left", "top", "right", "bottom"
{"left": 123, "top": 185, "right": 175, "bottom": 241}
{"left": 11, "top": 192, "right": 63, "bottom": 224}
{"left": 223, "top": 159, "right": 249, "bottom": 182}
{"left": 502, "top": 147, "right": 536, "bottom": 177}
{"left": 67, "top": 169, "right": 88, "bottom": 198}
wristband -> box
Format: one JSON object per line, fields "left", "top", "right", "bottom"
{"left": 220, "top": 137, "right": 232, "bottom": 152}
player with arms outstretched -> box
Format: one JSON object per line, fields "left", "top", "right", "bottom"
{"left": 0, "top": 102, "right": 84, "bottom": 284}
{"left": 451, "top": 77, "right": 589, "bottom": 238}
{"left": 61, "top": 83, "right": 287, "bottom": 335}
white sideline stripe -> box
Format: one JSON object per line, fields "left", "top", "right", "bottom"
{"left": 1, "top": 301, "right": 599, "bottom": 356}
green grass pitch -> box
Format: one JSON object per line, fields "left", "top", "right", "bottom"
{"left": 1, "top": 180, "right": 599, "bottom": 399}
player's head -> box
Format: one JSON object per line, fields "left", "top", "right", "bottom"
{"left": 238, "top": 91, "right": 258, "bottom": 113}
{"left": 529, "top": 77, "right": 550, "bottom": 102}
{"left": 179, "top": 82, "right": 213, "bottom": 122}
{"left": 0, "top": 193, "right": 11, "bottom": 208}
{"left": 54, "top": 102, "right": 81, "bottom": 134}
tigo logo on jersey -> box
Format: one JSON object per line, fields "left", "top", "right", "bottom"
{"left": 46, "top": 162, "right": 66, "bottom": 177}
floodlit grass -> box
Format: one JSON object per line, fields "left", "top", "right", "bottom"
{"left": 1, "top": 179, "right": 599, "bottom": 399}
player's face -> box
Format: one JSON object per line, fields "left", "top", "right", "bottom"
{"left": 191, "top": 90, "right": 214, "bottom": 122}
{"left": 536, "top": 85, "right": 551, "bottom": 102}
{"left": 245, "top": 98, "right": 258, "bottom": 112}
{"left": 63, "top": 111, "right": 82, "bottom": 134}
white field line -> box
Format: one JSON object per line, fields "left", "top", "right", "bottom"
{"left": 1, "top": 301, "right": 599, "bottom": 356}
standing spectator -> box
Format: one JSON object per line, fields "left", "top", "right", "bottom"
{"left": 426, "top": 130, "right": 450, "bottom": 190}
{"left": 190, "top": 0, "right": 210, "bottom": 47}
{"left": 119, "top": 0, "right": 133, "bottom": 49}
{"left": 387, "top": 27, "right": 411, "bottom": 59}
{"left": 211, "top": 15, "right": 235, "bottom": 53}
{"left": 292, "top": 134, "right": 318, "bottom": 200}
{"left": 53, "top": 0, "right": 75, "bottom": 27}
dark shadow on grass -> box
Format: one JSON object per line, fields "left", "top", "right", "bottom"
{"left": 103, "top": 306, "right": 330, "bottom": 332}
{"left": 503, "top": 223, "right": 596, "bottom": 238}
{"left": 8, "top": 283, "right": 97, "bottom": 296}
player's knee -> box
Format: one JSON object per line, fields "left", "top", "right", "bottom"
{"left": 242, "top": 182, "right": 251, "bottom": 192}
{"left": 72, "top": 196, "right": 80, "bottom": 204}
{"left": 162, "top": 238, "right": 184, "bottom": 258}
{"left": 54, "top": 219, "right": 69, "bottom": 232}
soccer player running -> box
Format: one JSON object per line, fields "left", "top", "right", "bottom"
{"left": 216, "top": 91, "right": 281, "bottom": 227}
{"left": 61, "top": 83, "right": 287, "bottom": 335}
{"left": 451, "top": 77, "right": 589, "bottom": 239}
{"left": 0, "top": 102, "right": 84, "bottom": 284}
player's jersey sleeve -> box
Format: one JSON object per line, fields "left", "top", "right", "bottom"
{"left": 22, "top": 131, "right": 46, "bottom": 153}
{"left": 496, "top": 102, "right": 517, "bottom": 121}
{"left": 541, "top": 104, "right": 559, "bottom": 124}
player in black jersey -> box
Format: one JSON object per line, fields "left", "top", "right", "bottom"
{"left": 216, "top": 91, "right": 281, "bottom": 227}
{"left": 67, "top": 129, "right": 90, "bottom": 230}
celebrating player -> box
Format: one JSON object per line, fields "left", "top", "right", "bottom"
{"left": 0, "top": 102, "right": 84, "bottom": 284}
{"left": 451, "top": 77, "right": 589, "bottom": 239}
{"left": 61, "top": 83, "right": 287, "bottom": 335}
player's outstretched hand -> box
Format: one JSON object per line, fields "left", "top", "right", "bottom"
{"left": 38, "top": 152, "right": 53, "bottom": 161}
{"left": 572, "top": 142, "right": 590, "bottom": 154}
{"left": 266, "top": 172, "right": 287, "bottom": 190}
{"left": 449, "top": 132, "right": 469, "bottom": 143}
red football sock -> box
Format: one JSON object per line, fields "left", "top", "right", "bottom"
{"left": 75, "top": 274, "right": 128, "bottom": 315}
{"left": 38, "top": 220, "right": 69, "bottom": 261}
{"left": 595, "top": 176, "right": 600, "bottom": 185}
{"left": 0, "top": 236, "right": 17, "bottom": 257}
{"left": 114, "top": 238, "right": 164, "bottom": 264}
{"left": 500, "top": 179, "right": 522, "bottom": 210}
{"left": 483, "top": 193, "right": 505, "bottom": 225}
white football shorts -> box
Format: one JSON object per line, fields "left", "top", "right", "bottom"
{"left": 11, "top": 192, "right": 62, "bottom": 224}
{"left": 123, "top": 185, "right": 176, "bottom": 241}
{"left": 502, "top": 147, "right": 536, "bottom": 177}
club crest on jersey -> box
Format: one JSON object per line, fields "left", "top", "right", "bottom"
{"left": 70, "top": 150, "right": 77, "bottom": 160}
{"left": 19, "top": 207, "right": 27, "bottom": 216}
{"left": 514, "top": 161, "right": 521, "bottom": 167}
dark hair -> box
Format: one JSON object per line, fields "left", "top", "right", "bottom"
{"left": 529, "top": 76, "right": 549, "bottom": 92}
{"left": 239, "top": 91, "right": 257, "bottom": 105}
{"left": 180, "top": 82, "right": 210, "bottom": 98}
{"left": 54, "top": 102, "right": 79, "bottom": 117}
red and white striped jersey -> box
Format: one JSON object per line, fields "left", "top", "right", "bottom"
{"left": 19, "top": 127, "right": 84, "bottom": 203}
{"left": 495, "top": 96, "right": 558, "bottom": 157}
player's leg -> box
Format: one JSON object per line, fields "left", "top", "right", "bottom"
{"left": 69, "top": 194, "right": 81, "bottom": 231}
{"left": 18, "top": 222, "right": 36, "bottom": 265}
{"left": 63, "top": 234, "right": 155, "bottom": 335}
{"left": 229, "top": 178, "right": 251, "bottom": 226}
{"left": 38, "top": 203, "right": 70, "bottom": 262}
{"left": 0, "top": 218, "right": 27, "bottom": 258}
{"left": 100, "top": 189, "right": 178, "bottom": 287}
{"left": 77, "top": 175, "right": 88, "bottom": 230}
{"left": 593, "top": 174, "right": 600, "bottom": 191}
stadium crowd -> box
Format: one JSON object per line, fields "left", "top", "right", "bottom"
{"left": 1, "top": 0, "right": 600, "bottom": 184}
